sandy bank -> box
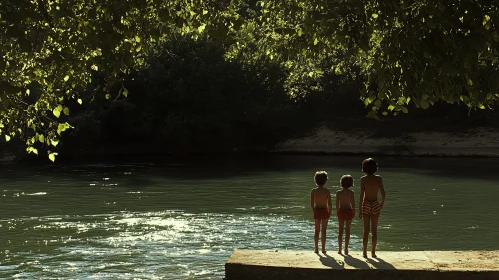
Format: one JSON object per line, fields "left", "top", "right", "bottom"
{"left": 273, "top": 126, "right": 499, "bottom": 157}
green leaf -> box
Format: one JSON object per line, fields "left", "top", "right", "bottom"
{"left": 198, "top": 24, "right": 206, "bottom": 33}
{"left": 32, "top": 148, "right": 38, "bottom": 155}
{"left": 38, "top": 134, "right": 45, "bottom": 143}
{"left": 401, "top": 107, "right": 408, "bottom": 113}
{"left": 63, "top": 75, "right": 69, "bottom": 82}
{"left": 63, "top": 107, "right": 70, "bottom": 115}
{"left": 77, "top": 98, "right": 83, "bottom": 104}
{"left": 51, "top": 140, "right": 59, "bottom": 147}
{"left": 5, "top": 135, "right": 10, "bottom": 142}
{"left": 483, "top": 15, "right": 491, "bottom": 26}
{"left": 314, "top": 38, "right": 319, "bottom": 45}
{"left": 105, "top": 94, "right": 111, "bottom": 99}
{"left": 122, "top": 88, "right": 129, "bottom": 97}
{"left": 478, "top": 104, "right": 486, "bottom": 109}
{"left": 48, "top": 153, "right": 56, "bottom": 162}
{"left": 57, "top": 123, "right": 71, "bottom": 135}
{"left": 372, "top": 14, "right": 379, "bottom": 19}
{"left": 135, "top": 35, "right": 141, "bottom": 43}
{"left": 53, "top": 108, "right": 61, "bottom": 118}
{"left": 420, "top": 100, "right": 430, "bottom": 109}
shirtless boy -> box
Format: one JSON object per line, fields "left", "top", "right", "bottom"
{"left": 359, "top": 158, "right": 386, "bottom": 258}
{"left": 336, "top": 174, "right": 355, "bottom": 255}
{"left": 310, "top": 171, "right": 332, "bottom": 254}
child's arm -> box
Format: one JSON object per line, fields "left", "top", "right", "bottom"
{"left": 335, "top": 191, "right": 339, "bottom": 213}
{"left": 328, "top": 189, "right": 333, "bottom": 215}
{"left": 359, "top": 178, "right": 365, "bottom": 218}
{"left": 351, "top": 191, "right": 355, "bottom": 215}
{"left": 310, "top": 189, "right": 315, "bottom": 210}
{"left": 379, "top": 177, "right": 386, "bottom": 208}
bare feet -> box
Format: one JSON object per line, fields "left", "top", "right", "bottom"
{"left": 344, "top": 248, "right": 349, "bottom": 255}
{"left": 314, "top": 249, "right": 319, "bottom": 254}
{"left": 363, "top": 252, "right": 368, "bottom": 258}
{"left": 337, "top": 250, "right": 341, "bottom": 254}
{"left": 322, "top": 249, "right": 327, "bottom": 254}
{"left": 372, "top": 252, "right": 377, "bottom": 258}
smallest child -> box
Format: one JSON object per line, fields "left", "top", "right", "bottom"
{"left": 336, "top": 174, "right": 355, "bottom": 255}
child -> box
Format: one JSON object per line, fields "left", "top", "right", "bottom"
{"left": 336, "top": 174, "right": 355, "bottom": 255}
{"left": 359, "top": 158, "right": 386, "bottom": 258}
{"left": 310, "top": 171, "right": 332, "bottom": 254}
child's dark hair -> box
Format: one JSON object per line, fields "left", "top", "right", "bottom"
{"left": 314, "top": 171, "right": 328, "bottom": 186}
{"left": 340, "top": 175, "right": 353, "bottom": 188}
{"left": 362, "top": 158, "right": 378, "bottom": 174}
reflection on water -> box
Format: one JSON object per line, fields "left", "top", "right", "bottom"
{"left": 1, "top": 155, "right": 499, "bottom": 279}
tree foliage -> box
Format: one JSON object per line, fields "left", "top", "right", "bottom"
{"left": 2, "top": 0, "right": 499, "bottom": 160}
{"left": 0, "top": 0, "right": 238, "bottom": 160}
{"left": 249, "top": 0, "right": 499, "bottom": 117}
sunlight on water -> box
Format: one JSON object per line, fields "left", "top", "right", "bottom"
{"left": 0, "top": 209, "right": 326, "bottom": 279}
{"left": 1, "top": 155, "right": 499, "bottom": 279}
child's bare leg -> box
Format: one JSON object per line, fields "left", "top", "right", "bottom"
{"left": 345, "top": 219, "right": 352, "bottom": 255}
{"left": 362, "top": 214, "right": 371, "bottom": 257}
{"left": 371, "top": 215, "right": 379, "bottom": 258}
{"left": 337, "top": 219, "right": 344, "bottom": 254}
{"left": 321, "top": 219, "right": 328, "bottom": 253}
{"left": 314, "top": 219, "right": 320, "bottom": 253}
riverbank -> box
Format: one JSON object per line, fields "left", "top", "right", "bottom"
{"left": 273, "top": 125, "right": 499, "bottom": 157}
{"left": 3, "top": 119, "right": 499, "bottom": 162}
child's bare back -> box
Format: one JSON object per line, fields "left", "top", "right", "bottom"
{"left": 336, "top": 189, "right": 354, "bottom": 210}
{"left": 360, "top": 174, "right": 383, "bottom": 202}
{"left": 311, "top": 187, "right": 330, "bottom": 208}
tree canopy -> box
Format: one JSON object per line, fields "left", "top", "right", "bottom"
{"left": 1, "top": 0, "right": 498, "bottom": 160}
{"left": 248, "top": 0, "right": 499, "bottom": 117}
{"left": 0, "top": 0, "right": 238, "bottom": 160}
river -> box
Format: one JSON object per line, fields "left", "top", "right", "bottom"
{"left": 1, "top": 155, "right": 498, "bottom": 279}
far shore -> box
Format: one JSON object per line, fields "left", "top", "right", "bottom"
{"left": 3, "top": 125, "right": 499, "bottom": 162}
{"left": 272, "top": 126, "right": 499, "bottom": 158}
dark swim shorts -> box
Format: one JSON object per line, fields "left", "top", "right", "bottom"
{"left": 313, "top": 207, "right": 330, "bottom": 220}
{"left": 337, "top": 208, "right": 355, "bottom": 220}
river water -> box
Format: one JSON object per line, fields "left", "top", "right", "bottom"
{"left": 1, "top": 155, "right": 498, "bottom": 279}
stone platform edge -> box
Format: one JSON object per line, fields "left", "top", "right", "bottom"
{"left": 225, "top": 250, "right": 499, "bottom": 280}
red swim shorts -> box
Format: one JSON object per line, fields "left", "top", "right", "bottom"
{"left": 313, "top": 208, "right": 330, "bottom": 220}
{"left": 337, "top": 208, "right": 355, "bottom": 220}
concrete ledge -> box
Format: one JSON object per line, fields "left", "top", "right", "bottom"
{"left": 225, "top": 250, "right": 499, "bottom": 280}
